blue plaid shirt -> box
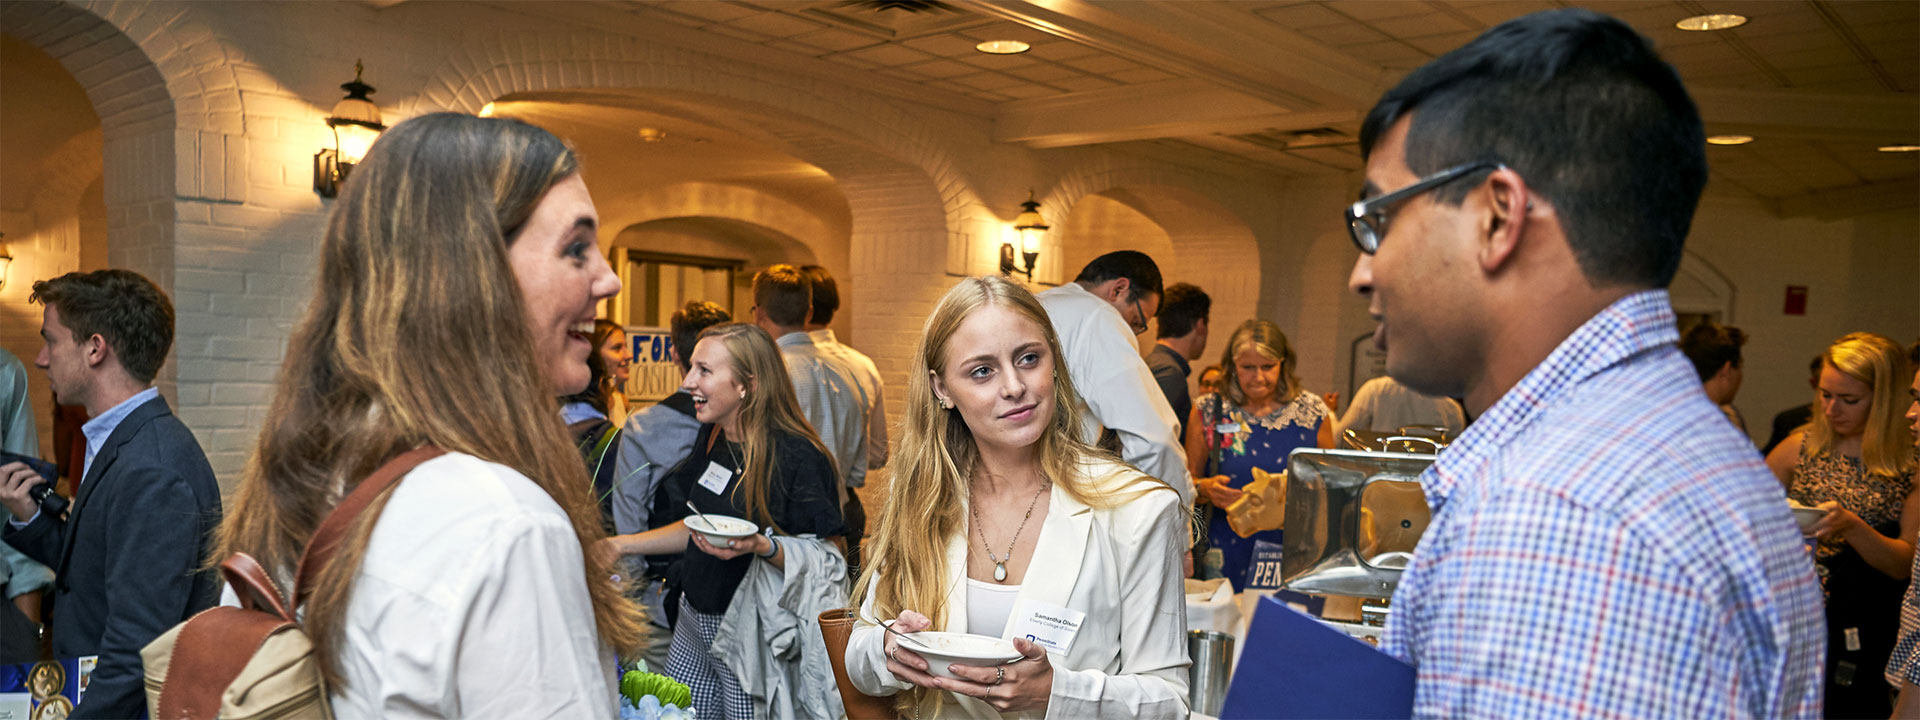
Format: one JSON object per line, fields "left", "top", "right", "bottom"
{"left": 1381, "top": 290, "right": 1825, "bottom": 718}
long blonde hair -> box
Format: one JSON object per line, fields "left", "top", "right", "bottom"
{"left": 851, "top": 275, "right": 1158, "bottom": 717}
{"left": 211, "top": 113, "right": 642, "bottom": 686}
{"left": 1220, "top": 319, "right": 1302, "bottom": 406}
{"left": 1806, "top": 331, "right": 1916, "bottom": 479}
{"left": 696, "top": 322, "right": 837, "bottom": 531}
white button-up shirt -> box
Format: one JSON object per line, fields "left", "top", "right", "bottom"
{"left": 1036, "top": 283, "right": 1192, "bottom": 505}
{"left": 776, "top": 332, "right": 870, "bottom": 499}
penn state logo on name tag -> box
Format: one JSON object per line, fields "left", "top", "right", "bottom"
{"left": 1006, "top": 601, "right": 1086, "bottom": 653}
{"left": 697, "top": 462, "right": 733, "bottom": 495}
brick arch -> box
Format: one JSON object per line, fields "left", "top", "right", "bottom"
{"left": 395, "top": 31, "right": 986, "bottom": 271}
{"left": 2, "top": 1, "right": 187, "bottom": 391}
{"left": 600, "top": 182, "right": 845, "bottom": 276}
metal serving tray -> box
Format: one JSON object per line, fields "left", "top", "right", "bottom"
{"left": 1280, "top": 448, "right": 1436, "bottom": 599}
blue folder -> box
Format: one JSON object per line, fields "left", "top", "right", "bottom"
{"left": 1220, "top": 595, "right": 1415, "bottom": 719}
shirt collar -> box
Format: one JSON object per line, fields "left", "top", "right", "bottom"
{"left": 1423, "top": 289, "right": 1678, "bottom": 507}
{"left": 1155, "top": 343, "right": 1191, "bottom": 375}
{"left": 808, "top": 329, "right": 837, "bottom": 345}
{"left": 82, "top": 387, "right": 160, "bottom": 450}
{"left": 775, "top": 331, "right": 814, "bottom": 348}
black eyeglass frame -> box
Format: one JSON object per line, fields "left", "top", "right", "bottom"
{"left": 1346, "top": 160, "right": 1504, "bottom": 254}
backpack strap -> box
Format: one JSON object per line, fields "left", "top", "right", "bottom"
{"left": 294, "top": 445, "right": 446, "bottom": 604}
{"left": 155, "top": 555, "right": 297, "bottom": 719}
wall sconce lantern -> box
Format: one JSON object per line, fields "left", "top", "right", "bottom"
{"left": 313, "top": 60, "right": 386, "bottom": 198}
{"left": 0, "top": 233, "right": 11, "bottom": 291}
{"left": 1001, "top": 191, "right": 1047, "bottom": 278}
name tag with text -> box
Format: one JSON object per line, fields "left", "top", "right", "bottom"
{"left": 697, "top": 462, "right": 733, "bottom": 495}
{"left": 1007, "top": 601, "right": 1086, "bottom": 653}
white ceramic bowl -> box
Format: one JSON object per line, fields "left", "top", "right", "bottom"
{"left": 1787, "top": 502, "right": 1826, "bottom": 534}
{"left": 897, "top": 631, "right": 1022, "bottom": 679}
{"left": 685, "top": 513, "right": 758, "bottom": 547}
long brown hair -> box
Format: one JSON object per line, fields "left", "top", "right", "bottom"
{"left": 211, "top": 113, "right": 643, "bottom": 686}
{"left": 696, "top": 322, "right": 836, "bottom": 531}
{"left": 851, "top": 275, "right": 1161, "bottom": 717}
{"left": 1806, "top": 331, "right": 1916, "bottom": 479}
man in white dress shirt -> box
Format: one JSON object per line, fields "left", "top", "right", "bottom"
{"left": 1036, "top": 251, "right": 1192, "bottom": 506}
{"left": 752, "top": 265, "right": 869, "bottom": 510}
{"left": 799, "top": 265, "right": 887, "bottom": 571}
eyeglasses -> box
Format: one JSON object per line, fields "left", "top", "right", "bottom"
{"left": 1346, "top": 161, "right": 1502, "bottom": 254}
{"left": 1128, "top": 296, "right": 1150, "bottom": 336}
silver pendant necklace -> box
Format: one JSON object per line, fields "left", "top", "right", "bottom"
{"left": 970, "top": 480, "right": 1049, "bottom": 583}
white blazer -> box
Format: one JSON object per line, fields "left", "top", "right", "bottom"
{"left": 848, "top": 459, "right": 1191, "bottom": 719}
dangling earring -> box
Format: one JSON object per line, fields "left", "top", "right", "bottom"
{"left": 937, "top": 396, "right": 954, "bottom": 410}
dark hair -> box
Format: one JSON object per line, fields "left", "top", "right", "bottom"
{"left": 1910, "top": 340, "right": 1919, "bottom": 367}
{"left": 1073, "top": 250, "right": 1163, "bottom": 303}
{"left": 1155, "top": 283, "right": 1211, "bottom": 339}
{"left": 30, "top": 269, "right": 175, "bottom": 384}
{"left": 1678, "top": 322, "right": 1746, "bottom": 381}
{"left": 1359, "top": 8, "right": 1705, "bottom": 289}
{"left": 670, "top": 300, "right": 732, "bottom": 371}
{"left": 799, "top": 265, "right": 839, "bottom": 325}
{"left": 753, "top": 264, "right": 812, "bottom": 328}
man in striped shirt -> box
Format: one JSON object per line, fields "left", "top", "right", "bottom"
{"left": 1345, "top": 9, "right": 1824, "bottom": 717}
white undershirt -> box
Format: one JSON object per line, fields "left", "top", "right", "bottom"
{"left": 965, "top": 578, "right": 1023, "bottom": 638}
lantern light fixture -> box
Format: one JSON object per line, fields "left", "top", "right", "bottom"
{"left": 314, "top": 60, "right": 386, "bottom": 198}
{"left": 1001, "top": 190, "right": 1047, "bottom": 278}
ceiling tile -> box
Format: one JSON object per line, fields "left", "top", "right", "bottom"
{"left": 1452, "top": 2, "right": 1556, "bottom": 27}
{"left": 1024, "top": 41, "right": 1103, "bottom": 61}
{"left": 902, "top": 33, "right": 985, "bottom": 57}
{"left": 1828, "top": 0, "right": 1920, "bottom": 27}
{"left": 818, "top": 52, "right": 878, "bottom": 70}
{"left": 1323, "top": 1, "right": 1436, "bottom": 22}
{"left": 997, "top": 83, "right": 1065, "bottom": 100}
{"left": 960, "top": 52, "right": 1040, "bottom": 70}
{"left": 725, "top": 12, "right": 826, "bottom": 38}
{"left": 1005, "top": 63, "right": 1082, "bottom": 83}
{"left": 841, "top": 43, "right": 938, "bottom": 66}
{"left": 791, "top": 28, "right": 884, "bottom": 52}
{"left": 1251, "top": 3, "right": 1351, "bottom": 29}
{"left": 950, "top": 71, "right": 1027, "bottom": 91}
{"left": 1296, "top": 22, "right": 1392, "bottom": 47}
{"left": 1108, "top": 67, "right": 1178, "bottom": 84}
{"left": 1343, "top": 39, "right": 1430, "bottom": 66}
{"left": 763, "top": 40, "right": 825, "bottom": 57}
{"left": 1050, "top": 75, "right": 1120, "bottom": 93}
{"left": 1369, "top": 12, "right": 1473, "bottom": 38}
{"left": 1403, "top": 32, "right": 1477, "bottom": 56}
{"left": 1060, "top": 54, "right": 1144, "bottom": 74}
{"left": 900, "top": 59, "right": 978, "bottom": 79}
{"left": 958, "top": 22, "right": 1059, "bottom": 46}
{"left": 647, "top": 1, "right": 762, "bottom": 23}
{"left": 703, "top": 24, "right": 771, "bottom": 43}
{"left": 965, "top": 89, "right": 1013, "bottom": 102}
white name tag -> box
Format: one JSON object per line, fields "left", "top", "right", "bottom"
{"left": 697, "top": 461, "right": 733, "bottom": 495}
{"left": 1215, "top": 422, "right": 1243, "bottom": 435}
{"left": 1007, "top": 601, "right": 1086, "bottom": 653}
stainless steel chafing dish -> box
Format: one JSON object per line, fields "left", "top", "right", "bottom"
{"left": 1278, "top": 425, "right": 1451, "bottom": 641}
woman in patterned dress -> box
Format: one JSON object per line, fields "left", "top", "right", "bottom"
{"left": 1184, "top": 320, "right": 1333, "bottom": 591}
{"left": 1767, "top": 331, "right": 1918, "bottom": 718}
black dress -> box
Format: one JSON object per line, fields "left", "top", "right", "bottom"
{"left": 659, "top": 424, "right": 845, "bottom": 615}
{"left": 1788, "top": 447, "right": 1916, "bottom": 718}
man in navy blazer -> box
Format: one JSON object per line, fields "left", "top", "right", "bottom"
{"left": 0, "top": 270, "right": 221, "bottom": 719}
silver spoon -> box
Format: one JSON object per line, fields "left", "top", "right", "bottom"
{"left": 686, "top": 501, "right": 718, "bottom": 534}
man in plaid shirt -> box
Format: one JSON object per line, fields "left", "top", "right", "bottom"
{"left": 1345, "top": 9, "right": 1825, "bottom": 718}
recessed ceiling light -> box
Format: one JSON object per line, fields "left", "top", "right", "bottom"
{"left": 638, "top": 127, "right": 666, "bottom": 143}
{"left": 1676, "top": 13, "right": 1748, "bottom": 31}
{"left": 975, "top": 40, "right": 1031, "bottom": 55}
{"left": 1877, "top": 144, "right": 1920, "bottom": 153}
{"left": 1706, "top": 135, "right": 1754, "bottom": 145}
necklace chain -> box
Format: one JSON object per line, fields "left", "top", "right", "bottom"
{"left": 969, "top": 480, "right": 1049, "bottom": 583}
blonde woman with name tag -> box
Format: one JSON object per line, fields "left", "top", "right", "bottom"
{"left": 847, "top": 276, "right": 1189, "bottom": 719}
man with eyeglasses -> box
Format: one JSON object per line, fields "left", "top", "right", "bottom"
{"left": 1346, "top": 9, "right": 1822, "bottom": 718}
{"left": 1037, "top": 250, "right": 1192, "bottom": 508}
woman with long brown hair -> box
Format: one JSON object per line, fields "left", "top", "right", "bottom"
{"left": 602, "top": 322, "right": 845, "bottom": 719}
{"left": 847, "top": 275, "right": 1188, "bottom": 719}
{"left": 211, "top": 113, "right": 643, "bottom": 715}
{"left": 1767, "top": 331, "right": 1917, "bottom": 717}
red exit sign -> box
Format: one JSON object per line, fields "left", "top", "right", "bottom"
{"left": 1784, "top": 286, "right": 1808, "bottom": 315}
